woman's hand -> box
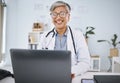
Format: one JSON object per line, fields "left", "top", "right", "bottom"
{"left": 71, "top": 74, "right": 75, "bottom": 79}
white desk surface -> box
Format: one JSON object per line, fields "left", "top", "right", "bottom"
{"left": 0, "top": 65, "right": 120, "bottom": 83}
{"left": 72, "top": 71, "right": 120, "bottom": 83}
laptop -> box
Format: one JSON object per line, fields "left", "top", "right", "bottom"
{"left": 10, "top": 49, "right": 71, "bottom": 83}
{"left": 94, "top": 75, "right": 120, "bottom": 83}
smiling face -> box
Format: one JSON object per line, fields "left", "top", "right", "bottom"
{"left": 51, "top": 6, "right": 70, "bottom": 32}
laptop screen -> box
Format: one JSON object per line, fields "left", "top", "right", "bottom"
{"left": 10, "top": 49, "right": 71, "bottom": 83}
{"left": 81, "top": 79, "right": 94, "bottom": 83}
{"left": 94, "top": 75, "right": 120, "bottom": 83}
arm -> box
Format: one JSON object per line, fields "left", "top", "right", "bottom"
{"left": 72, "top": 31, "right": 90, "bottom": 76}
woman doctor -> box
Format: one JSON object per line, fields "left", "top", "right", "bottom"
{"left": 39, "top": 1, "right": 90, "bottom": 79}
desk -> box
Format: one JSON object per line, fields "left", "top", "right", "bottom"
{"left": 0, "top": 72, "right": 120, "bottom": 83}
{"left": 72, "top": 72, "right": 120, "bottom": 83}
{"left": 1, "top": 65, "right": 120, "bottom": 83}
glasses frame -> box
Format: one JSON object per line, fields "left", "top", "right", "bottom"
{"left": 50, "top": 11, "right": 68, "bottom": 18}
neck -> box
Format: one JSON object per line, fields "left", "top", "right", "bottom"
{"left": 56, "top": 26, "right": 67, "bottom": 35}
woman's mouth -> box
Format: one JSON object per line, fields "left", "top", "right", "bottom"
{"left": 55, "top": 20, "right": 63, "bottom": 25}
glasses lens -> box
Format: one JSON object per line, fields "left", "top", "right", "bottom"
{"left": 50, "top": 11, "right": 68, "bottom": 18}
{"left": 59, "top": 12, "right": 66, "bottom": 17}
{"left": 51, "top": 13, "right": 57, "bottom": 18}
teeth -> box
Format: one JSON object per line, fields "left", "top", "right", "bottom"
{"left": 56, "top": 20, "right": 62, "bottom": 24}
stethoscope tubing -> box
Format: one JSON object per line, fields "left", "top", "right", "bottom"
{"left": 45, "top": 26, "right": 76, "bottom": 55}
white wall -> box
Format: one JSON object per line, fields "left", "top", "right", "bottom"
{"left": 4, "top": 0, "right": 120, "bottom": 71}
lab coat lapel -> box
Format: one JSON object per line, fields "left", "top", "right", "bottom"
{"left": 67, "top": 28, "right": 74, "bottom": 55}
{"left": 46, "top": 33, "right": 55, "bottom": 50}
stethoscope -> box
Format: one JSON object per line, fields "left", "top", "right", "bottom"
{"left": 44, "top": 26, "right": 77, "bottom": 55}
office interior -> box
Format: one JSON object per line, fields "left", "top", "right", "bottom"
{"left": 0, "top": 0, "right": 120, "bottom": 83}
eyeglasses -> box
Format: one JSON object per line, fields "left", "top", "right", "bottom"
{"left": 50, "top": 11, "right": 68, "bottom": 18}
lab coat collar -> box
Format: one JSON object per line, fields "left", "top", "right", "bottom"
{"left": 54, "top": 26, "right": 68, "bottom": 37}
{"left": 45, "top": 26, "right": 75, "bottom": 55}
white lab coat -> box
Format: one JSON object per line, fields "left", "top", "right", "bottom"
{"left": 39, "top": 27, "right": 90, "bottom": 76}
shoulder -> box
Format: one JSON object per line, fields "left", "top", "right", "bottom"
{"left": 70, "top": 28, "right": 84, "bottom": 37}
{"left": 41, "top": 29, "right": 54, "bottom": 37}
